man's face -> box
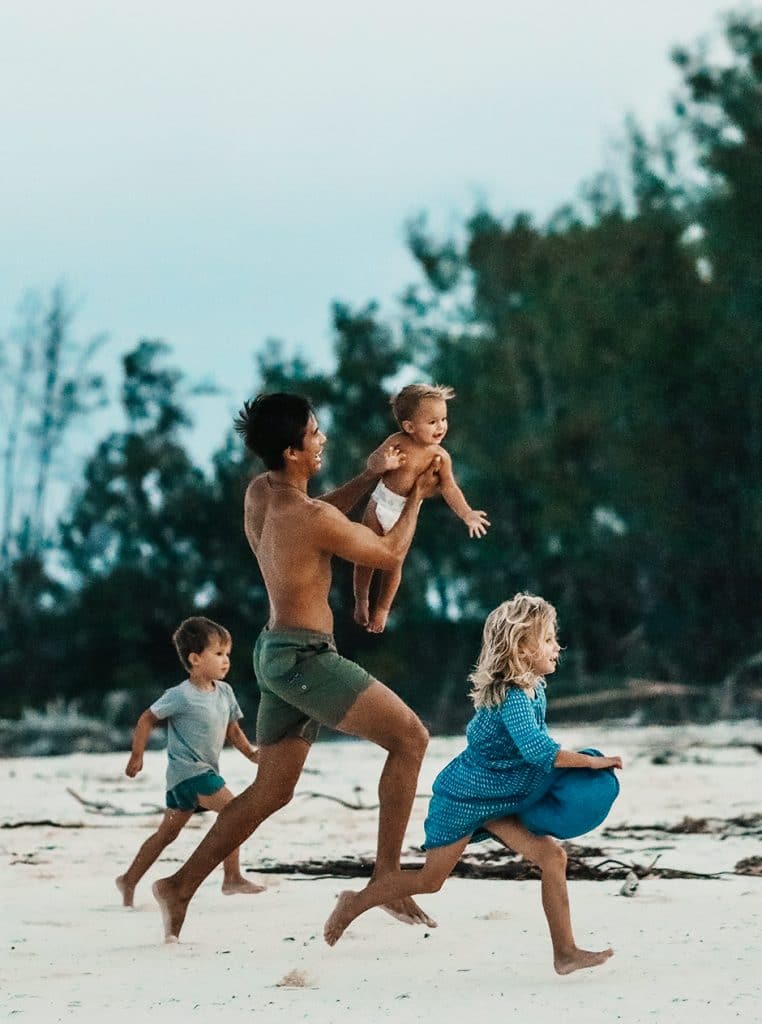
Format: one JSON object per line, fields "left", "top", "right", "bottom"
{"left": 298, "top": 414, "right": 327, "bottom": 476}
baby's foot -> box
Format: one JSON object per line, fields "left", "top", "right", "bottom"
{"left": 221, "top": 877, "right": 266, "bottom": 895}
{"left": 353, "top": 600, "right": 369, "bottom": 628}
{"left": 367, "top": 607, "right": 390, "bottom": 633}
{"left": 554, "top": 946, "right": 614, "bottom": 975}
{"left": 324, "top": 890, "right": 360, "bottom": 946}
{"left": 152, "top": 878, "right": 188, "bottom": 943}
{"left": 115, "top": 874, "right": 135, "bottom": 908}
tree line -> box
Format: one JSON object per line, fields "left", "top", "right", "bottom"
{"left": 1, "top": 14, "right": 759, "bottom": 730}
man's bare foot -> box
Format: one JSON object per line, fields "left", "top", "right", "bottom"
{"left": 324, "top": 890, "right": 359, "bottom": 946}
{"left": 367, "top": 608, "right": 390, "bottom": 634}
{"left": 554, "top": 947, "right": 614, "bottom": 975}
{"left": 221, "top": 877, "right": 266, "bottom": 895}
{"left": 353, "top": 601, "right": 369, "bottom": 628}
{"left": 381, "top": 896, "right": 437, "bottom": 927}
{"left": 152, "top": 878, "right": 188, "bottom": 943}
{"left": 115, "top": 875, "right": 135, "bottom": 908}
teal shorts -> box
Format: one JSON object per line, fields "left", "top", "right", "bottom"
{"left": 253, "top": 627, "right": 372, "bottom": 746}
{"left": 166, "top": 771, "right": 226, "bottom": 812}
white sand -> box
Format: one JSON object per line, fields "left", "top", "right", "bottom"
{"left": 2, "top": 721, "right": 761, "bottom": 1023}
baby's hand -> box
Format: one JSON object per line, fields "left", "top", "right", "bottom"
{"left": 125, "top": 754, "right": 143, "bottom": 778}
{"left": 248, "top": 746, "right": 260, "bottom": 764}
{"left": 592, "top": 755, "right": 623, "bottom": 770}
{"left": 464, "top": 510, "right": 490, "bottom": 538}
{"left": 367, "top": 442, "right": 406, "bottom": 475}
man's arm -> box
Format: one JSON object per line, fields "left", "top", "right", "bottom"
{"left": 226, "top": 721, "right": 259, "bottom": 763}
{"left": 438, "top": 450, "right": 490, "bottom": 539}
{"left": 318, "top": 439, "right": 405, "bottom": 513}
{"left": 316, "top": 456, "right": 441, "bottom": 568}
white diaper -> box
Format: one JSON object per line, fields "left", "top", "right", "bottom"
{"left": 370, "top": 480, "right": 407, "bottom": 534}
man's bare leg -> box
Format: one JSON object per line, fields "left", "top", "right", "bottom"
{"left": 196, "top": 787, "right": 266, "bottom": 896}
{"left": 367, "top": 566, "right": 402, "bottom": 634}
{"left": 152, "top": 738, "right": 310, "bottom": 941}
{"left": 336, "top": 680, "right": 434, "bottom": 926}
{"left": 116, "top": 808, "right": 192, "bottom": 907}
{"left": 485, "top": 817, "right": 614, "bottom": 975}
{"left": 325, "top": 838, "right": 469, "bottom": 944}
{"left": 353, "top": 503, "right": 383, "bottom": 627}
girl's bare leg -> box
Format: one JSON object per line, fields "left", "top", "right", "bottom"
{"left": 197, "top": 787, "right": 266, "bottom": 895}
{"left": 485, "top": 817, "right": 614, "bottom": 975}
{"left": 116, "top": 808, "right": 193, "bottom": 906}
{"left": 324, "top": 837, "right": 469, "bottom": 945}
{"left": 354, "top": 502, "right": 383, "bottom": 627}
{"left": 367, "top": 564, "right": 402, "bottom": 634}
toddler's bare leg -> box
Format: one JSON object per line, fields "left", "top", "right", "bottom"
{"left": 354, "top": 501, "right": 383, "bottom": 627}
{"left": 324, "top": 838, "right": 469, "bottom": 945}
{"left": 368, "top": 564, "right": 402, "bottom": 633}
{"left": 197, "top": 787, "right": 265, "bottom": 895}
{"left": 485, "top": 817, "right": 614, "bottom": 975}
{"left": 116, "top": 809, "right": 192, "bottom": 906}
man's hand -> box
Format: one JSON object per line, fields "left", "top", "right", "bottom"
{"left": 125, "top": 753, "right": 143, "bottom": 778}
{"left": 248, "top": 746, "right": 260, "bottom": 764}
{"left": 464, "top": 510, "right": 490, "bottom": 539}
{"left": 366, "top": 442, "right": 406, "bottom": 476}
{"left": 414, "top": 455, "right": 442, "bottom": 499}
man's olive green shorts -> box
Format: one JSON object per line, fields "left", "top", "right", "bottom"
{"left": 253, "top": 627, "right": 373, "bottom": 745}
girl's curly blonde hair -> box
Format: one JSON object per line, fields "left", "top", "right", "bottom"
{"left": 468, "top": 593, "right": 558, "bottom": 709}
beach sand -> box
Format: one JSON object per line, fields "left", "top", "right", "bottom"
{"left": 2, "top": 720, "right": 760, "bottom": 1023}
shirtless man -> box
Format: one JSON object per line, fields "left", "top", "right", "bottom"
{"left": 152, "top": 392, "right": 442, "bottom": 941}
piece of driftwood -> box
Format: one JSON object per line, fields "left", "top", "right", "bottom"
{"left": 603, "top": 813, "right": 762, "bottom": 840}
{"left": 1, "top": 820, "right": 86, "bottom": 829}
{"left": 735, "top": 856, "right": 762, "bottom": 876}
{"left": 298, "top": 791, "right": 430, "bottom": 811}
{"left": 66, "top": 787, "right": 164, "bottom": 816}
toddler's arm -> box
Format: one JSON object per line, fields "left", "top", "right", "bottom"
{"left": 226, "top": 721, "right": 259, "bottom": 763}
{"left": 125, "top": 709, "right": 160, "bottom": 777}
{"left": 436, "top": 450, "right": 490, "bottom": 538}
{"left": 554, "top": 751, "right": 623, "bottom": 770}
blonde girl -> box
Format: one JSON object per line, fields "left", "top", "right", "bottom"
{"left": 324, "top": 594, "right": 622, "bottom": 975}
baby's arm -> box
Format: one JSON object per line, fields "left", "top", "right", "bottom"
{"left": 226, "top": 721, "right": 259, "bottom": 763}
{"left": 125, "top": 709, "right": 160, "bottom": 777}
{"left": 436, "top": 450, "right": 490, "bottom": 538}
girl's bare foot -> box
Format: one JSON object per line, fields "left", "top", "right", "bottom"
{"left": 554, "top": 946, "right": 614, "bottom": 975}
{"left": 324, "top": 890, "right": 360, "bottom": 946}
{"left": 115, "top": 875, "right": 135, "bottom": 908}
{"left": 353, "top": 601, "right": 369, "bottom": 627}
{"left": 152, "top": 878, "right": 188, "bottom": 943}
{"left": 367, "top": 608, "right": 390, "bottom": 633}
{"left": 221, "top": 877, "right": 266, "bottom": 895}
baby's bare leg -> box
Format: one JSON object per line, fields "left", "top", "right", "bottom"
{"left": 197, "top": 787, "right": 265, "bottom": 895}
{"left": 116, "top": 809, "right": 192, "bottom": 906}
{"left": 367, "top": 565, "right": 402, "bottom": 634}
{"left": 485, "top": 817, "right": 614, "bottom": 975}
{"left": 354, "top": 501, "right": 383, "bottom": 627}
{"left": 324, "top": 838, "right": 468, "bottom": 945}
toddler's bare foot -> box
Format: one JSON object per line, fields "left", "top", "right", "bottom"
{"left": 115, "top": 874, "right": 135, "bottom": 908}
{"left": 221, "top": 877, "right": 266, "bottom": 895}
{"left": 381, "top": 895, "right": 437, "bottom": 927}
{"left": 152, "top": 878, "right": 188, "bottom": 943}
{"left": 324, "top": 890, "right": 360, "bottom": 946}
{"left": 367, "top": 607, "right": 390, "bottom": 633}
{"left": 554, "top": 946, "right": 614, "bottom": 975}
{"left": 353, "top": 601, "right": 369, "bottom": 628}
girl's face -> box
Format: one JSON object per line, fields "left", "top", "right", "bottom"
{"left": 526, "top": 624, "right": 560, "bottom": 677}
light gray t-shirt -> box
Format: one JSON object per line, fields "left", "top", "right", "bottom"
{"left": 150, "top": 679, "right": 243, "bottom": 791}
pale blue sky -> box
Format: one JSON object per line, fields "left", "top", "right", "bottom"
{"left": 1, "top": 1, "right": 735, "bottom": 465}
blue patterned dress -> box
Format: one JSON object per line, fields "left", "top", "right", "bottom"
{"left": 423, "top": 685, "right": 619, "bottom": 848}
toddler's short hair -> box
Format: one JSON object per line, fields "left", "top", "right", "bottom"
{"left": 172, "top": 616, "right": 231, "bottom": 672}
{"left": 390, "top": 383, "right": 455, "bottom": 426}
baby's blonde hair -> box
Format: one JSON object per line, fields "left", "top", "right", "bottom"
{"left": 468, "top": 594, "right": 558, "bottom": 709}
{"left": 391, "top": 383, "right": 455, "bottom": 426}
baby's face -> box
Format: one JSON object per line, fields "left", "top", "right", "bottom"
{"left": 404, "top": 398, "right": 448, "bottom": 445}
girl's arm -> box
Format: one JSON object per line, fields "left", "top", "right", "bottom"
{"left": 500, "top": 690, "right": 561, "bottom": 772}
{"left": 226, "top": 721, "right": 259, "bottom": 763}
{"left": 554, "top": 750, "right": 623, "bottom": 770}
{"left": 125, "top": 709, "right": 160, "bottom": 777}
{"left": 437, "top": 450, "right": 490, "bottom": 538}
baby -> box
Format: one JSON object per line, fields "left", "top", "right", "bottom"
{"left": 353, "top": 383, "right": 490, "bottom": 633}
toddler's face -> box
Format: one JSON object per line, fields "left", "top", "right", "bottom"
{"left": 404, "top": 398, "right": 448, "bottom": 445}
{"left": 190, "top": 637, "right": 232, "bottom": 682}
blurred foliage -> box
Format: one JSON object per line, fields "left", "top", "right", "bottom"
{"left": 1, "top": 13, "right": 760, "bottom": 731}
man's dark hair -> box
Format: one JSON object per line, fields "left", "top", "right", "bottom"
{"left": 233, "top": 393, "right": 314, "bottom": 470}
{"left": 172, "top": 616, "right": 231, "bottom": 672}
